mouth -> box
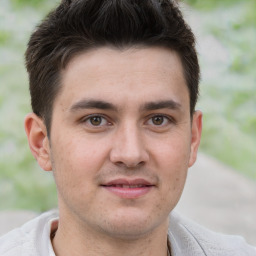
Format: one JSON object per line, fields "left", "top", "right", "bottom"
{"left": 104, "top": 184, "right": 152, "bottom": 188}
{"left": 101, "top": 178, "right": 155, "bottom": 198}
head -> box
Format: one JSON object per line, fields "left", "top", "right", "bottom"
{"left": 24, "top": 0, "right": 202, "bottom": 246}
{"left": 25, "top": 0, "right": 200, "bottom": 136}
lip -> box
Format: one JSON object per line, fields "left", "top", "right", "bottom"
{"left": 101, "top": 178, "right": 155, "bottom": 199}
{"left": 104, "top": 178, "right": 153, "bottom": 186}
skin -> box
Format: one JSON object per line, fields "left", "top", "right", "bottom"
{"left": 25, "top": 46, "right": 202, "bottom": 256}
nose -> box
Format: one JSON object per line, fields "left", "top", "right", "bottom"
{"left": 109, "top": 124, "right": 149, "bottom": 168}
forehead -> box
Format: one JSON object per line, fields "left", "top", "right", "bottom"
{"left": 64, "top": 46, "right": 185, "bottom": 83}
{"left": 57, "top": 46, "right": 189, "bottom": 112}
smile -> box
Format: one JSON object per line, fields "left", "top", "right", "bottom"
{"left": 105, "top": 184, "right": 151, "bottom": 188}
{"left": 101, "top": 178, "right": 155, "bottom": 198}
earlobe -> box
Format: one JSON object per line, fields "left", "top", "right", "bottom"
{"left": 24, "top": 113, "right": 52, "bottom": 171}
{"left": 188, "top": 110, "right": 203, "bottom": 167}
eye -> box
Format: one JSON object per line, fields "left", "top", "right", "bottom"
{"left": 82, "top": 115, "right": 110, "bottom": 127}
{"left": 146, "top": 115, "right": 175, "bottom": 128}
{"left": 89, "top": 116, "right": 104, "bottom": 126}
{"left": 151, "top": 116, "right": 165, "bottom": 125}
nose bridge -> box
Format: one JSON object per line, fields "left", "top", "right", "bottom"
{"left": 110, "top": 121, "right": 148, "bottom": 167}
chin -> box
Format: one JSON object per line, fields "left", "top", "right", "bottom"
{"left": 99, "top": 208, "right": 167, "bottom": 240}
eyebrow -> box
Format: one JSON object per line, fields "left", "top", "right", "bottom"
{"left": 140, "top": 100, "right": 182, "bottom": 111}
{"left": 70, "top": 99, "right": 118, "bottom": 112}
{"left": 70, "top": 99, "right": 181, "bottom": 113}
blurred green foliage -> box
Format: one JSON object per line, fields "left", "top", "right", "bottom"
{"left": 186, "top": 0, "right": 256, "bottom": 178}
{"left": 0, "top": 31, "right": 11, "bottom": 45}
{"left": 11, "top": 0, "right": 44, "bottom": 7}
{"left": 0, "top": 0, "right": 58, "bottom": 211}
{"left": 0, "top": 0, "right": 255, "bottom": 211}
{"left": 10, "top": 0, "right": 53, "bottom": 9}
{"left": 185, "top": 0, "right": 242, "bottom": 10}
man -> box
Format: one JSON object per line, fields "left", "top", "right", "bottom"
{"left": 0, "top": 0, "right": 255, "bottom": 255}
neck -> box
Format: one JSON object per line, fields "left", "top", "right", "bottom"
{"left": 52, "top": 211, "right": 170, "bottom": 256}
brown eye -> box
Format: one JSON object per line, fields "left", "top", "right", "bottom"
{"left": 82, "top": 115, "right": 111, "bottom": 130}
{"left": 89, "top": 116, "right": 102, "bottom": 126}
{"left": 152, "top": 116, "right": 164, "bottom": 125}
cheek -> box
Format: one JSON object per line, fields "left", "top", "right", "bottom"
{"left": 152, "top": 135, "right": 190, "bottom": 202}
{"left": 53, "top": 133, "right": 108, "bottom": 168}
{"left": 159, "top": 157, "right": 188, "bottom": 213}
{"left": 153, "top": 134, "right": 191, "bottom": 171}
{"left": 51, "top": 135, "right": 108, "bottom": 192}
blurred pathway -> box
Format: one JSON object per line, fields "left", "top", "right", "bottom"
{"left": 176, "top": 152, "right": 256, "bottom": 245}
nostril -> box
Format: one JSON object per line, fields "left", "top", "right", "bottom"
{"left": 127, "top": 161, "right": 145, "bottom": 168}
{"left": 114, "top": 161, "right": 145, "bottom": 169}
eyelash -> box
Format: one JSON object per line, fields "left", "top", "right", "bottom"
{"left": 145, "top": 114, "right": 176, "bottom": 127}
{"left": 81, "top": 114, "right": 111, "bottom": 127}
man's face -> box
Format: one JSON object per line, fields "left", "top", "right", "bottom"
{"left": 33, "top": 47, "right": 202, "bottom": 239}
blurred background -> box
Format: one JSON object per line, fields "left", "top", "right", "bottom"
{"left": 0, "top": 0, "right": 255, "bottom": 213}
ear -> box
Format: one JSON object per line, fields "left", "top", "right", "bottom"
{"left": 188, "top": 110, "right": 203, "bottom": 167}
{"left": 24, "top": 113, "right": 52, "bottom": 171}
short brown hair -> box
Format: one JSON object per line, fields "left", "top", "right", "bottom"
{"left": 25, "top": 0, "right": 200, "bottom": 135}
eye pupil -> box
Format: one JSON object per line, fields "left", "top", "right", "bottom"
{"left": 152, "top": 116, "right": 164, "bottom": 125}
{"left": 90, "top": 116, "right": 102, "bottom": 126}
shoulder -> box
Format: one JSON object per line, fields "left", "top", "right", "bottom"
{"left": 0, "top": 210, "right": 58, "bottom": 256}
{"left": 169, "top": 211, "right": 256, "bottom": 256}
